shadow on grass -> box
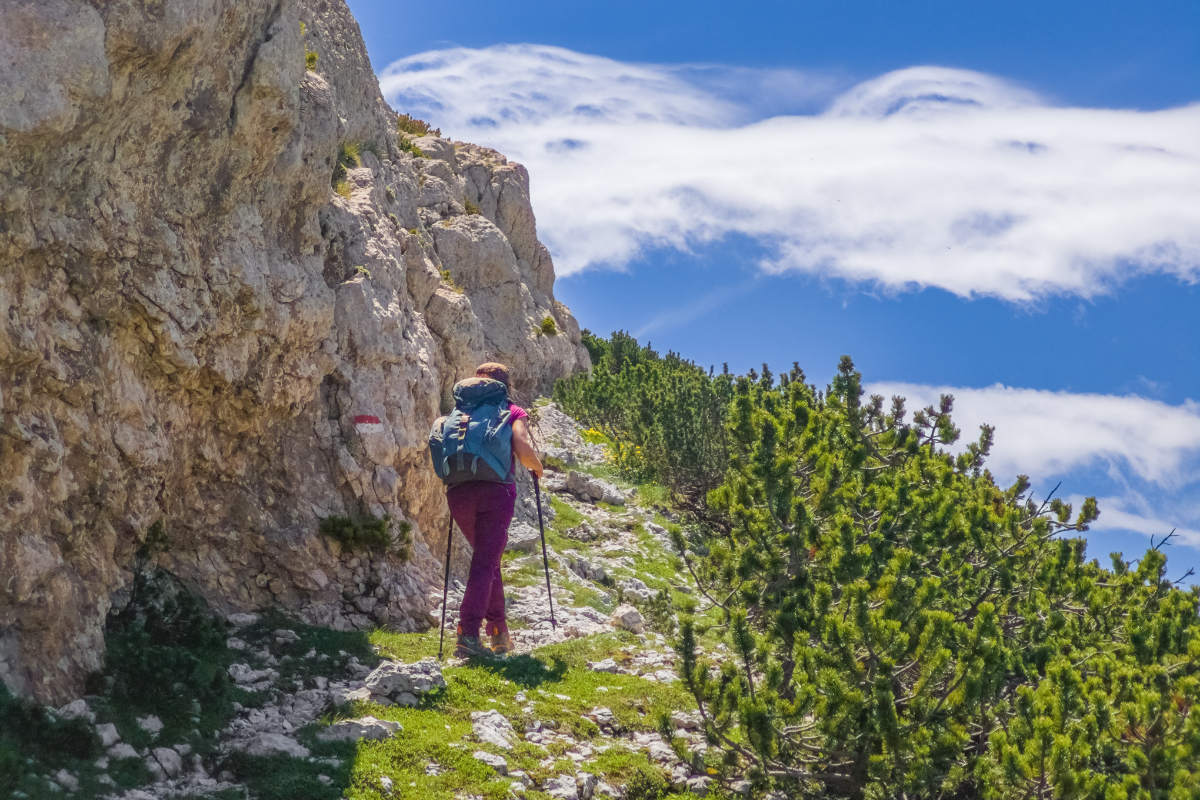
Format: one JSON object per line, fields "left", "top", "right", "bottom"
{"left": 475, "top": 653, "right": 569, "bottom": 688}
{"left": 225, "top": 736, "right": 357, "bottom": 800}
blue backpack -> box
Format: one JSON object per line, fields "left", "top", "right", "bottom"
{"left": 428, "top": 377, "right": 515, "bottom": 485}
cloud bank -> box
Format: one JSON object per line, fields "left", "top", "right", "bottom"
{"left": 867, "top": 382, "right": 1200, "bottom": 548}
{"left": 379, "top": 45, "right": 1200, "bottom": 300}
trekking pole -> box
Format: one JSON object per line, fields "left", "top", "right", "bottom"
{"left": 437, "top": 516, "right": 454, "bottom": 660}
{"left": 533, "top": 474, "right": 556, "bottom": 630}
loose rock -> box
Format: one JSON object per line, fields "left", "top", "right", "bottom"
{"left": 611, "top": 605, "right": 646, "bottom": 634}
{"left": 317, "top": 716, "right": 402, "bottom": 742}
{"left": 471, "top": 710, "right": 516, "bottom": 749}
{"left": 473, "top": 750, "right": 509, "bottom": 775}
{"left": 363, "top": 659, "right": 446, "bottom": 697}
{"left": 232, "top": 733, "right": 311, "bottom": 758}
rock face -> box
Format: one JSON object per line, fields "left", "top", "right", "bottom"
{"left": 0, "top": 0, "right": 589, "bottom": 702}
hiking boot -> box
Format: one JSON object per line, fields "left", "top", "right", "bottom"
{"left": 489, "top": 631, "right": 514, "bottom": 657}
{"left": 454, "top": 635, "right": 493, "bottom": 659}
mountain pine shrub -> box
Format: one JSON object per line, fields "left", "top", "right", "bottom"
{"left": 554, "top": 334, "right": 1200, "bottom": 799}
{"left": 554, "top": 331, "right": 730, "bottom": 503}
{"left": 397, "top": 113, "right": 440, "bottom": 138}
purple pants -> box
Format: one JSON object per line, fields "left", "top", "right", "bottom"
{"left": 447, "top": 481, "right": 516, "bottom": 639}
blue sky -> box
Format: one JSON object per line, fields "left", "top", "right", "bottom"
{"left": 347, "top": 0, "right": 1200, "bottom": 580}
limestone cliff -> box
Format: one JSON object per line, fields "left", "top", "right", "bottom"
{"left": 0, "top": 0, "right": 589, "bottom": 703}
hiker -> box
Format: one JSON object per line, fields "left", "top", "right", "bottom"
{"left": 429, "top": 362, "right": 543, "bottom": 658}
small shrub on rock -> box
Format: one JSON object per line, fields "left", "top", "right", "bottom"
{"left": 331, "top": 141, "right": 362, "bottom": 195}
{"left": 398, "top": 136, "right": 427, "bottom": 159}
{"left": 439, "top": 269, "right": 463, "bottom": 294}
{"left": 540, "top": 315, "right": 558, "bottom": 336}
{"left": 396, "top": 113, "right": 440, "bottom": 138}
{"left": 319, "top": 515, "right": 409, "bottom": 559}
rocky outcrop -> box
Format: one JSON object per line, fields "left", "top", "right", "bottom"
{"left": 0, "top": 0, "right": 588, "bottom": 702}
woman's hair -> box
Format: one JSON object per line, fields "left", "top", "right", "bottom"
{"left": 475, "top": 362, "right": 510, "bottom": 387}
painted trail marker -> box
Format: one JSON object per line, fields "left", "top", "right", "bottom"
{"left": 354, "top": 414, "right": 384, "bottom": 434}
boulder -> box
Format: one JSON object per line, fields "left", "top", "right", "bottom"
{"left": 473, "top": 750, "right": 509, "bottom": 775}
{"left": 618, "top": 577, "right": 654, "bottom": 601}
{"left": 611, "top": 604, "right": 646, "bottom": 634}
{"left": 136, "top": 715, "right": 163, "bottom": 736}
{"left": 577, "top": 773, "right": 598, "bottom": 800}
{"left": 670, "top": 710, "right": 702, "bottom": 730}
{"left": 471, "top": 709, "right": 516, "bottom": 749}
{"left": 587, "top": 659, "right": 619, "bottom": 674}
{"left": 363, "top": 659, "right": 446, "bottom": 697}
{"left": 95, "top": 723, "right": 120, "bottom": 747}
{"left": 107, "top": 743, "right": 139, "bottom": 760}
{"left": 505, "top": 522, "right": 542, "bottom": 553}
{"left": 232, "top": 733, "right": 311, "bottom": 758}
{"left": 57, "top": 698, "right": 92, "bottom": 721}
{"left": 543, "top": 775, "right": 579, "bottom": 800}
{"left": 317, "top": 716, "right": 401, "bottom": 742}
{"left": 565, "top": 472, "right": 624, "bottom": 505}
{"left": 152, "top": 747, "right": 183, "bottom": 779}
{"left": 53, "top": 769, "right": 80, "bottom": 792}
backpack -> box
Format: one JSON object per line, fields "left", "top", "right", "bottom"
{"left": 428, "top": 377, "right": 515, "bottom": 486}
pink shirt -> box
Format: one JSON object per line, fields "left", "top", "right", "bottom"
{"left": 507, "top": 403, "right": 528, "bottom": 479}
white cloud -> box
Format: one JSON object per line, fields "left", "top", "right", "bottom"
{"left": 867, "top": 381, "right": 1200, "bottom": 564}
{"left": 865, "top": 382, "right": 1200, "bottom": 487}
{"left": 379, "top": 44, "right": 1200, "bottom": 299}
{"left": 1076, "top": 496, "right": 1200, "bottom": 549}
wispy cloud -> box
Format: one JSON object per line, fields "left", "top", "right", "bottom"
{"left": 866, "top": 382, "right": 1200, "bottom": 486}
{"left": 866, "top": 381, "right": 1200, "bottom": 560}
{"left": 379, "top": 45, "right": 1200, "bottom": 300}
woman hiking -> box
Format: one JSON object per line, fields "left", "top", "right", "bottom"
{"left": 435, "top": 362, "right": 543, "bottom": 659}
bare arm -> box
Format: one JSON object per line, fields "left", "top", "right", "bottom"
{"left": 511, "top": 418, "right": 543, "bottom": 478}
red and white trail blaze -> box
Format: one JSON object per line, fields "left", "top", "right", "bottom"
{"left": 354, "top": 414, "right": 385, "bottom": 434}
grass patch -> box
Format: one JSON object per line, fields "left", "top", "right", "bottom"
{"left": 0, "top": 684, "right": 102, "bottom": 797}
{"left": 464, "top": 196, "right": 481, "bottom": 215}
{"left": 301, "top": 22, "right": 319, "bottom": 72}
{"left": 548, "top": 496, "right": 585, "bottom": 532}
{"left": 568, "top": 582, "right": 615, "bottom": 614}
{"left": 236, "top": 613, "right": 379, "bottom": 687}
{"left": 369, "top": 630, "right": 444, "bottom": 664}
{"left": 636, "top": 482, "right": 670, "bottom": 509}
{"left": 331, "top": 141, "right": 365, "bottom": 195}
{"left": 225, "top": 733, "right": 354, "bottom": 800}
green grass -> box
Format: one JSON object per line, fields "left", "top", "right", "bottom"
{"left": 328, "top": 631, "right": 699, "bottom": 796}
{"left": 548, "top": 496, "right": 585, "bottom": 532}
{"left": 7, "top": 410, "right": 713, "bottom": 800}
{"left": 86, "top": 576, "right": 236, "bottom": 755}
{"left": 0, "top": 684, "right": 103, "bottom": 798}
{"left": 227, "top": 733, "right": 354, "bottom": 800}
{"left": 636, "top": 483, "right": 670, "bottom": 509}
{"left": 236, "top": 613, "right": 379, "bottom": 685}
